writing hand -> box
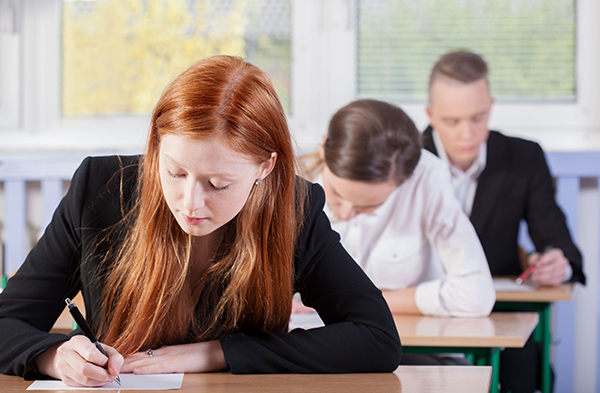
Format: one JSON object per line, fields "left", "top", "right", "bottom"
{"left": 121, "top": 340, "right": 227, "bottom": 374}
{"left": 35, "top": 335, "right": 123, "bottom": 387}
{"left": 528, "top": 248, "right": 569, "bottom": 286}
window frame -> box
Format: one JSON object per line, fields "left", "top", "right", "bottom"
{"left": 2, "top": 0, "right": 600, "bottom": 154}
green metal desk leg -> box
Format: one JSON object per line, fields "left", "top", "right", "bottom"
{"left": 540, "top": 304, "right": 551, "bottom": 393}
{"left": 490, "top": 348, "right": 500, "bottom": 393}
{"left": 474, "top": 348, "right": 499, "bottom": 393}
{"left": 494, "top": 301, "right": 551, "bottom": 393}
{"left": 480, "top": 348, "right": 501, "bottom": 393}
{"left": 465, "top": 352, "right": 476, "bottom": 364}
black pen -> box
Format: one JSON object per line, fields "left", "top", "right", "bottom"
{"left": 65, "top": 298, "right": 121, "bottom": 386}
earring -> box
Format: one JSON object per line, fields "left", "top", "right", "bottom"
{"left": 255, "top": 179, "right": 261, "bottom": 185}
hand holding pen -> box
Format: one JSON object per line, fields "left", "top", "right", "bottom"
{"left": 517, "top": 246, "right": 569, "bottom": 286}
{"left": 62, "top": 298, "right": 122, "bottom": 385}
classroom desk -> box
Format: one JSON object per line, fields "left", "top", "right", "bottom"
{"left": 493, "top": 278, "right": 574, "bottom": 393}
{"left": 394, "top": 312, "right": 538, "bottom": 393}
{"left": 291, "top": 311, "right": 536, "bottom": 393}
{"left": 0, "top": 366, "right": 492, "bottom": 393}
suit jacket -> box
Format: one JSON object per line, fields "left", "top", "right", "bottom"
{"left": 0, "top": 155, "right": 401, "bottom": 379}
{"left": 423, "top": 126, "right": 585, "bottom": 284}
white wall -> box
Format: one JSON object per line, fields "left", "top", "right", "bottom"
{"left": 574, "top": 180, "right": 599, "bottom": 392}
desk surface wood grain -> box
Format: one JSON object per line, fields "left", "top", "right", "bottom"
{"left": 0, "top": 366, "right": 491, "bottom": 393}
{"left": 494, "top": 277, "right": 574, "bottom": 302}
{"left": 395, "top": 311, "right": 538, "bottom": 348}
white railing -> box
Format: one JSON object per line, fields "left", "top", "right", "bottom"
{"left": 0, "top": 155, "right": 86, "bottom": 279}
{"left": 543, "top": 152, "right": 600, "bottom": 393}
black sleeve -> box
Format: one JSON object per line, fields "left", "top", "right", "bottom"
{"left": 525, "top": 144, "right": 585, "bottom": 284}
{"left": 0, "top": 157, "right": 93, "bottom": 379}
{"left": 220, "top": 182, "right": 402, "bottom": 373}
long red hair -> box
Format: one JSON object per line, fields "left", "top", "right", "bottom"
{"left": 98, "top": 55, "right": 302, "bottom": 356}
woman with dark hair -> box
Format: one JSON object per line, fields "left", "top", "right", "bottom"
{"left": 300, "top": 99, "right": 495, "bottom": 318}
{"left": 0, "top": 56, "right": 401, "bottom": 387}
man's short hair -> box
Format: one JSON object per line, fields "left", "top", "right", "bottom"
{"left": 428, "top": 50, "right": 489, "bottom": 97}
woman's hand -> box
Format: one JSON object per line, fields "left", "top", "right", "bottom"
{"left": 121, "top": 340, "right": 227, "bottom": 374}
{"left": 35, "top": 335, "right": 123, "bottom": 387}
{"left": 528, "top": 248, "right": 569, "bottom": 286}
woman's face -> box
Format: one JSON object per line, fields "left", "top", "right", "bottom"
{"left": 322, "top": 165, "right": 397, "bottom": 221}
{"left": 159, "top": 134, "right": 276, "bottom": 237}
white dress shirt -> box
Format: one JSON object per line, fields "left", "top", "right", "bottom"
{"left": 319, "top": 150, "right": 495, "bottom": 317}
{"left": 432, "top": 129, "right": 487, "bottom": 216}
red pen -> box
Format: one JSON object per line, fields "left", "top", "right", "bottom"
{"left": 515, "top": 264, "right": 536, "bottom": 284}
{"left": 515, "top": 246, "right": 553, "bottom": 284}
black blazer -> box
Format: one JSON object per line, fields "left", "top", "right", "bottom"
{"left": 0, "top": 155, "right": 401, "bottom": 379}
{"left": 423, "top": 127, "right": 585, "bottom": 284}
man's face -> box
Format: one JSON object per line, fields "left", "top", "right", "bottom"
{"left": 426, "top": 77, "right": 493, "bottom": 171}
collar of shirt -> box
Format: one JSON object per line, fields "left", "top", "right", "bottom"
{"left": 432, "top": 129, "right": 487, "bottom": 216}
{"left": 431, "top": 129, "right": 487, "bottom": 179}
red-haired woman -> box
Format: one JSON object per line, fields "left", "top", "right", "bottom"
{"left": 0, "top": 56, "right": 401, "bottom": 387}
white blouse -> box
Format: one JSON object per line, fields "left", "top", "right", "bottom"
{"left": 321, "top": 150, "right": 495, "bottom": 317}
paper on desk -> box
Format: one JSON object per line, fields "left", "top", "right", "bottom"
{"left": 493, "top": 278, "right": 536, "bottom": 292}
{"left": 289, "top": 311, "right": 324, "bottom": 330}
{"left": 27, "top": 373, "right": 184, "bottom": 390}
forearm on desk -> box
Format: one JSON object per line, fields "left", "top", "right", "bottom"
{"left": 381, "top": 287, "right": 422, "bottom": 315}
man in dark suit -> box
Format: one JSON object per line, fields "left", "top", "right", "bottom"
{"left": 422, "top": 50, "right": 585, "bottom": 393}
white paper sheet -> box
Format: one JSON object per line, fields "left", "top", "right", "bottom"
{"left": 27, "top": 373, "right": 184, "bottom": 390}
{"left": 493, "top": 277, "right": 537, "bottom": 292}
{"left": 289, "top": 311, "right": 324, "bottom": 330}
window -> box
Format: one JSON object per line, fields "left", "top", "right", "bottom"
{"left": 357, "top": 0, "right": 576, "bottom": 103}
{"left": 61, "top": 0, "right": 291, "bottom": 117}
{"left": 1, "top": 0, "right": 599, "bottom": 153}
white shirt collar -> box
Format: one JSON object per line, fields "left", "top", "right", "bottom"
{"left": 432, "top": 129, "right": 487, "bottom": 177}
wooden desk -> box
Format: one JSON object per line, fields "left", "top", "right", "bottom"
{"left": 493, "top": 278, "right": 574, "bottom": 393}
{"left": 395, "top": 312, "right": 538, "bottom": 393}
{"left": 495, "top": 280, "right": 573, "bottom": 303}
{"left": 291, "top": 311, "right": 536, "bottom": 393}
{"left": 395, "top": 312, "right": 538, "bottom": 348}
{"left": 0, "top": 366, "right": 492, "bottom": 393}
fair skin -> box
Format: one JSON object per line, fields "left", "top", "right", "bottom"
{"left": 528, "top": 248, "right": 569, "bottom": 286}
{"left": 319, "top": 165, "right": 421, "bottom": 315}
{"left": 36, "top": 134, "right": 277, "bottom": 386}
{"left": 426, "top": 76, "right": 492, "bottom": 172}
{"left": 427, "top": 76, "right": 568, "bottom": 286}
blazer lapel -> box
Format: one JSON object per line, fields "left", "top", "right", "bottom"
{"left": 422, "top": 126, "right": 438, "bottom": 154}
{"left": 470, "top": 131, "right": 508, "bottom": 233}
{"left": 422, "top": 126, "right": 508, "bottom": 232}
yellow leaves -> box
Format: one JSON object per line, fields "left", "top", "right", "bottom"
{"left": 62, "top": 0, "right": 259, "bottom": 117}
